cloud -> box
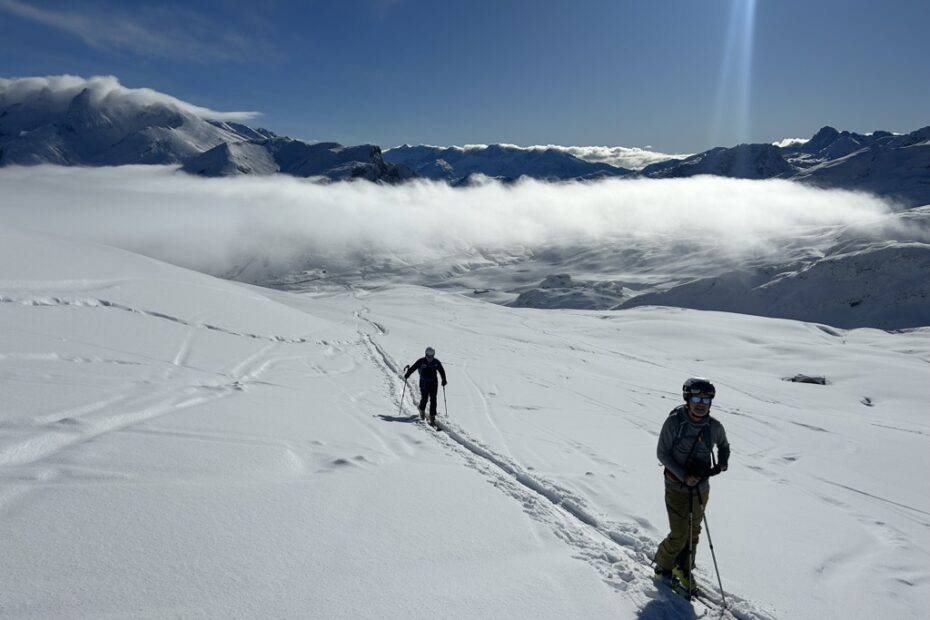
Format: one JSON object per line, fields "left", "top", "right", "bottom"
{"left": 0, "top": 165, "right": 902, "bottom": 283}
{"left": 0, "top": 75, "right": 260, "bottom": 122}
{"left": 0, "top": 0, "right": 270, "bottom": 63}
{"left": 772, "top": 138, "right": 808, "bottom": 148}
{"left": 543, "top": 145, "right": 690, "bottom": 170}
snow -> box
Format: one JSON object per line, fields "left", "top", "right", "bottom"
{"left": 2, "top": 222, "right": 929, "bottom": 619}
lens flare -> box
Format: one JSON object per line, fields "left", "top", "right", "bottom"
{"left": 712, "top": 0, "right": 757, "bottom": 146}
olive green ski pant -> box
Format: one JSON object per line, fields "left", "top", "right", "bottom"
{"left": 654, "top": 487, "right": 709, "bottom": 571}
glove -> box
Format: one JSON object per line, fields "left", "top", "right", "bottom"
{"left": 707, "top": 464, "right": 727, "bottom": 476}
{"left": 441, "top": 380, "right": 448, "bottom": 387}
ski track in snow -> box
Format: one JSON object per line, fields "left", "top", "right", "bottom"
{"left": 0, "top": 308, "right": 306, "bottom": 515}
{"left": 0, "top": 295, "right": 311, "bottom": 344}
{"left": 356, "top": 309, "right": 776, "bottom": 620}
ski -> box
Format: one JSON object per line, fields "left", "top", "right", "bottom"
{"left": 654, "top": 573, "right": 692, "bottom": 598}
{"left": 653, "top": 573, "right": 727, "bottom": 617}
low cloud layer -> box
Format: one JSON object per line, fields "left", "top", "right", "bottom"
{"left": 0, "top": 165, "right": 900, "bottom": 282}
{"left": 0, "top": 75, "right": 259, "bottom": 122}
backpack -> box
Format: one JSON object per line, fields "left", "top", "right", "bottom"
{"left": 669, "top": 406, "right": 716, "bottom": 476}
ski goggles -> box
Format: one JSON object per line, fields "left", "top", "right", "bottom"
{"left": 689, "top": 395, "right": 713, "bottom": 405}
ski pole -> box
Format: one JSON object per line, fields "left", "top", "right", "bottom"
{"left": 696, "top": 490, "right": 727, "bottom": 608}
{"left": 687, "top": 486, "right": 695, "bottom": 601}
{"left": 397, "top": 366, "right": 409, "bottom": 417}
{"left": 442, "top": 384, "right": 448, "bottom": 419}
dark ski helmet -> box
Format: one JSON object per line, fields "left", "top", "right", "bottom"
{"left": 682, "top": 377, "right": 715, "bottom": 401}
{"left": 425, "top": 347, "right": 435, "bottom": 357}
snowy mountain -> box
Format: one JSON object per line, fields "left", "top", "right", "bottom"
{"left": 782, "top": 126, "right": 893, "bottom": 165}
{"left": 793, "top": 127, "right": 930, "bottom": 208}
{"left": 383, "top": 143, "right": 632, "bottom": 182}
{"left": 0, "top": 76, "right": 271, "bottom": 166}
{"left": 182, "top": 138, "right": 415, "bottom": 182}
{"left": 385, "top": 124, "right": 930, "bottom": 206}
{"left": 0, "top": 76, "right": 410, "bottom": 183}
{"left": 641, "top": 125, "right": 930, "bottom": 207}
{"left": 1, "top": 226, "right": 927, "bottom": 619}
{"left": 4, "top": 76, "right": 928, "bottom": 200}
{"left": 640, "top": 143, "right": 795, "bottom": 180}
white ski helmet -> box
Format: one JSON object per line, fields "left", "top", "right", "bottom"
{"left": 425, "top": 347, "right": 435, "bottom": 357}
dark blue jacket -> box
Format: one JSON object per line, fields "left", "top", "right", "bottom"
{"left": 405, "top": 357, "right": 447, "bottom": 384}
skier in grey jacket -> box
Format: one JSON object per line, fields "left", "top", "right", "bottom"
{"left": 654, "top": 378, "right": 730, "bottom": 591}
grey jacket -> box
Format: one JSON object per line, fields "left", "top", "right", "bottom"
{"left": 657, "top": 404, "right": 730, "bottom": 492}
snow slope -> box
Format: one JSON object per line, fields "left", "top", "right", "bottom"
{"left": 2, "top": 228, "right": 928, "bottom": 619}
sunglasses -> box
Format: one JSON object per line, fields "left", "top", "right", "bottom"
{"left": 689, "top": 395, "right": 713, "bottom": 405}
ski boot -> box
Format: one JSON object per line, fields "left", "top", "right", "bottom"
{"left": 654, "top": 567, "right": 674, "bottom": 582}
{"left": 672, "top": 566, "right": 701, "bottom": 595}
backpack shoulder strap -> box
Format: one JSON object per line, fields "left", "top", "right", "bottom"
{"left": 669, "top": 406, "right": 686, "bottom": 447}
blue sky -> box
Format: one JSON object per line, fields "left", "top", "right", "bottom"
{"left": 2, "top": 0, "right": 928, "bottom": 152}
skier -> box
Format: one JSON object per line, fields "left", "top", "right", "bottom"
{"left": 654, "top": 377, "right": 730, "bottom": 593}
{"left": 403, "top": 347, "right": 447, "bottom": 426}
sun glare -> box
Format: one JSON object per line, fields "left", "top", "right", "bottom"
{"left": 713, "top": 0, "right": 757, "bottom": 146}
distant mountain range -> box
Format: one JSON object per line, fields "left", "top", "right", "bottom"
{"left": 0, "top": 77, "right": 411, "bottom": 183}
{"left": 381, "top": 144, "right": 631, "bottom": 184}
{"left": 2, "top": 76, "right": 928, "bottom": 205}
{"left": 640, "top": 126, "right": 930, "bottom": 208}
{"left": 386, "top": 126, "right": 930, "bottom": 206}
{"left": 181, "top": 139, "right": 415, "bottom": 183}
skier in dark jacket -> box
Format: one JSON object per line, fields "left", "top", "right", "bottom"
{"left": 403, "top": 347, "right": 447, "bottom": 426}
{"left": 654, "top": 377, "right": 730, "bottom": 592}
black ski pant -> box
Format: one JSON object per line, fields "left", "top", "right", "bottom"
{"left": 418, "top": 380, "right": 439, "bottom": 415}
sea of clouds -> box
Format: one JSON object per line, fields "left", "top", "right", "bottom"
{"left": 0, "top": 165, "right": 898, "bottom": 282}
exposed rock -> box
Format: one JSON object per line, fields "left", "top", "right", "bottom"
{"left": 784, "top": 374, "right": 827, "bottom": 385}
